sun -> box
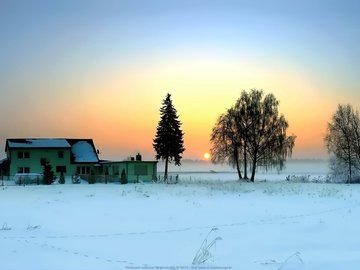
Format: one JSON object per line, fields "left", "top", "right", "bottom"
{"left": 203, "top": 152, "right": 210, "bottom": 160}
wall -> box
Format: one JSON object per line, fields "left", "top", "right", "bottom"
{"left": 101, "top": 161, "right": 157, "bottom": 183}
{"left": 8, "top": 148, "right": 76, "bottom": 176}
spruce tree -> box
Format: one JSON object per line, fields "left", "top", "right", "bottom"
{"left": 153, "top": 93, "right": 185, "bottom": 182}
{"left": 43, "top": 161, "right": 55, "bottom": 185}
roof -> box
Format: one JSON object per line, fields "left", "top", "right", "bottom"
{"left": 66, "top": 139, "right": 99, "bottom": 163}
{"left": 6, "top": 138, "right": 100, "bottom": 164}
{"left": 6, "top": 139, "right": 71, "bottom": 149}
{"left": 100, "top": 160, "right": 157, "bottom": 164}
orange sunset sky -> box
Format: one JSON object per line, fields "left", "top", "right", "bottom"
{"left": 1, "top": 1, "right": 359, "bottom": 160}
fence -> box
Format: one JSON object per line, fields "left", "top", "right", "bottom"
{"left": 77, "top": 174, "right": 120, "bottom": 184}
{"left": 0, "top": 173, "right": 156, "bottom": 186}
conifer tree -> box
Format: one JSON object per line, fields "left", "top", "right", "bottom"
{"left": 153, "top": 93, "right": 185, "bottom": 182}
{"left": 120, "top": 169, "right": 127, "bottom": 184}
{"left": 43, "top": 161, "right": 55, "bottom": 185}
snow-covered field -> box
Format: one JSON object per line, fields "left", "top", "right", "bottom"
{"left": 1, "top": 173, "right": 360, "bottom": 270}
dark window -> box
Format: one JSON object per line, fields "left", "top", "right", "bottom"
{"left": 18, "top": 167, "right": 30, "bottom": 173}
{"left": 77, "top": 166, "right": 91, "bottom": 175}
{"left": 56, "top": 166, "right": 66, "bottom": 173}
{"left": 18, "top": 152, "right": 30, "bottom": 159}
{"left": 58, "top": 151, "right": 64, "bottom": 158}
{"left": 40, "top": 158, "right": 46, "bottom": 166}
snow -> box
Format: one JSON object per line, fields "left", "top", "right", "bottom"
{"left": 1, "top": 172, "right": 360, "bottom": 270}
{"left": 7, "top": 139, "right": 71, "bottom": 148}
{"left": 71, "top": 141, "right": 99, "bottom": 163}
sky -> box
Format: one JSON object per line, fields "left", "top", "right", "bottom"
{"left": 1, "top": 0, "right": 359, "bottom": 160}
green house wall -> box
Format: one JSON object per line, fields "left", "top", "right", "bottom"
{"left": 102, "top": 161, "right": 157, "bottom": 183}
{"left": 7, "top": 148, "right": 76, "bottom": 176}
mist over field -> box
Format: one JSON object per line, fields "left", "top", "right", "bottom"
{"left": 158, "top": 159, "right": 329, "bottom": 181}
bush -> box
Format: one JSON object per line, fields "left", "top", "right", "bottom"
{"left": 88, "top": 172, "right": 96, "bottom": 184}
{"left": 120, "top": 169, "right": 127, "bottom": 184}
{"left": 43, "top": 161, "right": 55, "bottom": 185}
{"left": 59, "top": 172, "right": 65, "bottom": 184}
{"left": 349, "top": 176, "right": 360, "bottom": 184}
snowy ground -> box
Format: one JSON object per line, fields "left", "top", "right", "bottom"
{"left": 1, "top": 175, "right": 360, "bottom": 270}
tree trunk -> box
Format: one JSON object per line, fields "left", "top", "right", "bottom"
{"left": 164, "top": 156, "right": 169, "bottom": 183}
{"left": 250, "top": 158, "right": 256, "bottom": 182}
{"left": 235, "top": 157, "right": 242, "bottom": 180}
{"left": 348, "top": 150, "right": 352, "bottom": 184}
{"left": 243, "top": 144, "right": 248, "bottom": 179}
{"left": 234, "top": 148, "right": 242, "bottom": 180}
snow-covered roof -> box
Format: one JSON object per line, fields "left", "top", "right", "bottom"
{"left": 71, "top": 140, "right": 99, "bottom": 163}
{"left": 7, "top": 139, "right": 71, "bottom": 149}
{"left": 6, "top": 138, "right": 100, "bottom": 164}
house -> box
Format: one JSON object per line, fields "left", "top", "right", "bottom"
{"left": 100, "top": 153, "right": 157, "bottom": 183}
{"left": 5, "top": 138, "right": 157, "bottom": 183}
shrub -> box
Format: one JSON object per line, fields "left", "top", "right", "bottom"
{"left": 43, "top": 161, "right": 55, "bottom": 185}
{"left": 120, "top": 169, "right": 127, "bottom": 184}
{"left": 59, "top": 172, "right": 65, "bottom": 184}
{"left": 88, "top": 171, "right": 96, "bottom": 184}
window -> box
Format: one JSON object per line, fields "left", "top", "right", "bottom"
{"left": 18, "top": 167, "right": 30, "bottom": 173}
{"left": 58, "top": 151, "right": 64, "bottom": 158}
{"left": 56, "top": 166, "right": 66, "bottom": 173}
{"left": 18, "top": 151, "right": 30, "bottom": 159}
{"left": 76, "top": 166, "right": 90, "bottom": 175}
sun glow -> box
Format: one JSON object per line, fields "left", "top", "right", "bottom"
{"left": 203, "top": 152, "right": 210, "bottom": 160}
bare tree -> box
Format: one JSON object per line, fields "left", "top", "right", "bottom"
{"left": 232, "top": 91, "right": 252, "bottom": 179}
{"left": 325, "top": 104, "right": 360, "bottom": 182}
{"left": 210, "top": 109, "right": 243, "bottom": 179}
{"left": 245, "top": 90, "right": 295, "bottom": 181}
{"left": 210, "top": 89, "right": 296, "bottom": 182}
